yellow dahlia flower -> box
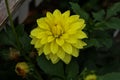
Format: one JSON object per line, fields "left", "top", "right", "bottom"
{"left": 30, "top": 9, "right": 87, "bottom": 64}
{"left": 84, "top": 74, "right": 97, "bottom": 80}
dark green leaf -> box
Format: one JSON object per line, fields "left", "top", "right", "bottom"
{"left": 15, "top": 24, "right": 25, "bottom": 36}
{"left": 105, "top": 17, "right": 120, "bottom": 29}
{"left": 106, "top": 2, "right": 120, "bottom": 18}
{"left": 85, "top": 38, "right": 101, "bottom": 48}
{"left": 98, "top": 72, "right": 120, "bottom": 80}
{"left": 69, "top": 2, "right": 89, "bottom": 20}
{"left": 92, "top": 10, "right": 105, "bottom": 21}
{"left": 19, "top": 33, "right": 31, "bottom": 52}
{"left": 94, "top": 22, "right": 109, "bottom": 30}
{"left": 65, "top": 60, "right": 79, "bottom": 80}
{"left": 15, "top": 24, "right": 31, "bottom": 52}
{"left": 0, "top": 27, "right": 17, "bottom": 47}
{"left": 37, "top": 55, "right": 64, "bottom": 78}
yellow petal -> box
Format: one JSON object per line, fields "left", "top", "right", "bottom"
{"left": 43, "top": 43, "right": 51, "bottom": 55}
{"left": 53, "top": 9, "right": 62, "bottom": 23}
{"left": 37, "top": 18, "right": 50, "bottom": 30}
{"left": 35, "top": 40, "right": 43, "bottom": 48}
{"left": 66, "top": 15, "right": 79, "bottom": 24}
{"left": 62, "top": 10, "right": 70, "bottom": 18}
{"left": 45, "top": 55, "right": 50, "bottom": 60}
{"left": 37, "top": 48, "right": 43, "bottom": 56}
{"left": 31, "top": 38, "right": 37, "bottom": 44}
{"left": 30, "top": 28, "right": 40, "bottom": 37}
{"left": 50, "top": 54, "right": 60, "bottom": 64}
{"left": 61, "top": 33, "right": 69, "bottom": 39}
{"left": 72, "top": 47, "right": 79, "bottom": 57}
{"left": 67, "top": 20, "right": 85, "bottom": 32}
{"left": 62, "top": 54, "right": 71, "bottom": 64}
{"left": 56, "top": 38, "right": 64, "bottom": 46}
{"left": 72, "top": 40, "right": 87, "bottom": 49}
{"left": 46, "top": 12, "right": 54, "bottom": 21}
{"left": 78, "top": 19, "right": 86, "bottom": 30}
{"left": 62, "top": 43, "right": 72, "bottom": 54}
{"left": 65, "top": 37, "right": 77, "bottom": 44}
{"left": 48, "top": 36, "right": 55, "bottom": 42}
{"left": 53, "top": 9, "right": 61, "bottom": 18}
{"left": 37, "top": 32, "right": 46, "bottom": 39}
{"left": 40, "top": 36, "right": 48, "bottom": 44}
{"left": 57, "top": 48, "right": 65, "bottom": 59}
{"left": 75, "top": 31, "right": 88, "bottom": 39}
{"left": 50, "top": 41, "right": 58, "bottom": 54}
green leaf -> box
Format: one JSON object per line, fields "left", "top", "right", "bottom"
{"left": 86, "top": 31, "right": 113, "bottom": 49}
{"left": 0, "top": 26, "right": 17, "bottom": 47}
{"left": 37, "top": 55, "right": 64, "bottom": 78}
{"left": 85, "top": 38, "right": 101, "bottom": 48}
{"left": 106, "top": 2, "right": 120, "bottom": 18}
{"left": 98, "top": 72, "right": 120, "bottom": 80}
{"left": 94, "top": 22, "right": 109, "bottom": 30}
{"left": 105, "top": 17, "right": 120, "bottom": 29}
{"left": 19, "top": 33, "right": 31, "bottom": 52}
{"left": 69, "top": 2, "right": 89, "bottom": 20}
{"left": 65, "top": 60, "right": 79, "bottom": 80}
{"left": 15, "top": 24, "right": 25, "bottom": 36}
{"left": 92, "top": 10, "right": 105, "bottom": 21}
{"left": 15, "top": 24, "right": 31, "bottom": 52}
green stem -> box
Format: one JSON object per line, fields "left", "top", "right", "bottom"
{"left": 5, "top": 0, "right": 21, "bottom": 50}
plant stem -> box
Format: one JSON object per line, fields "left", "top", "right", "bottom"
{"left": 5, "top": 0, "right": 21, "bottom": 50}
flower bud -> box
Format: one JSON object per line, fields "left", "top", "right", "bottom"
{"left": 9, "top": 47, "right": 20, "bottom": 60}
{"left": 84, "top": 74, "right": 97, "bottom": 80}
{"left": 15, "top": 62, "right": 29, "bottom": 78}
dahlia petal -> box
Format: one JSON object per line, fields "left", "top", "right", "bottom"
{"left": 53, "top": 9, "right": 61, "bottom": 18}
{"left": 30, "top": 28, "right": 40, "bottom": 36}
{"left": 72, "top": 40, "right": 87, "bottom": 49}
{"left": 72, "top": 47, "right": 79, "bottom": 57}
{"left": 48, "top": 36, "right": 55, "bottom": 42}
{"left": 66, "top": 15, "right": 79, "bottom": 23}
{"left": 61, "top": 33, "right": 69, "bottom": 39}
{"left": 50, "top": 41, "right": 58, "bottom": 54}
{"left": 76, "top": 31, "right": 88, "bottom": 39}
{"left": 37, "top": 18, "right": 50, "bottom": 30}
{"left": 43, "top": 43, "right": 51, "bottom": 55}
{"left": 65, "top": 37, "right": 77, "bottom": 44}
{"left": 38, "top": 48, "right": 43, "bottom": 56}
{"left": 35, "top": 40, "right": 43, "bottom": 48}
{"left": 62, "top": 10, "right": 70, "bottom": 18}
{"left": 40, "top": 36, "right": 48, "bottom": 44}
{"left": 62, "top": 54, "right": 71, "bottom": 64}
{"left": 62, "top": 43, "right": 72, "bottom": 54}
{"left": 56, "top": 38, "right": 64, "bottom": 46}
{"left": 46, "top": 55, "right": 50, "bottom": 60}
{"left": 37, "top": 32, "right": 46, "bottom": 39}
{"left": 68, "top": 20, "right": 85, "bottom": 32}
{"left": 46, "top": 12, "right": 54, "bottom": 20}
{"left": 50, "top": 54, "right": 60, "bottom": 64}
{"left": 57, "top": 48, "right": 65, "bottom": 59}
{"left": 31, "top": 38, "right": 37, "bottom": 44}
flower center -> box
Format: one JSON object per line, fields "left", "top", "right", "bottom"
{"left": 52, "top": 24, "right": 63, "bottom": 38}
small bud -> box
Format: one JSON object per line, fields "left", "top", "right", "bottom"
{"left": 15, "top": 62, "right": 29, "bottom": 78}
{"left": 84, "top": 74, "right": 97, "bottom": 80}
{"left": 9, "top": 47, "right": 20, "bottom": 60}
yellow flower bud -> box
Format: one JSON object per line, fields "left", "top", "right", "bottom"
{"left": 15, "top": 62, "right": 29, "bottom": 78}
{"left": 84, "top": 74, "right": 97, "bottom": 80}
